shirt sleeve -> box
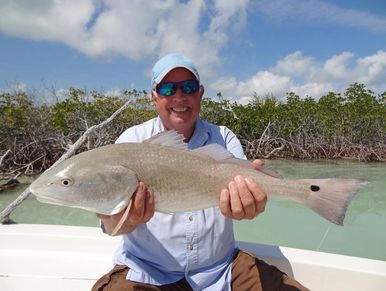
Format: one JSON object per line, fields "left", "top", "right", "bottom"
{"left": 115, "top": 127, "right": 140, "bottom": 143}
{"left": 222, "top": 126, "right": 247, "bottom": 160}
{"left": 115, "top": 118, "right": 159, "bottom": 144}
{"left": 116, "top": 124, "right": 153, "bottom": 144}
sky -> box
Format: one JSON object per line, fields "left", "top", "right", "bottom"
{"left": 0, "top": 0, "right": 385, "bottom": 104}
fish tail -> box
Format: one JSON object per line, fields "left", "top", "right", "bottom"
{"left": 298, "top": 178, "right": 368, "bottom": 225}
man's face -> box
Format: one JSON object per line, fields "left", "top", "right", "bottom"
{"left": 152, "top": 67, "right": 204, "bottom": 135}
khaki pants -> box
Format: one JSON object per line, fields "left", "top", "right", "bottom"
{"left": 92, "top": 250, "right": 309, "bottom": 291}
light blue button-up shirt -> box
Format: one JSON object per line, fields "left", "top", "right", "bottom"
{"left": 113, "top": 116, "right": 246, "bottom": 290}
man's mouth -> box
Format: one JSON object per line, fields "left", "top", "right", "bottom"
{"left": 171, "top": 107, "right": 189, "bottom": 112}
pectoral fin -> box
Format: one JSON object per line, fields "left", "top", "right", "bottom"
{"left": 111, "top": 200, "right": 133, "bottom": 236}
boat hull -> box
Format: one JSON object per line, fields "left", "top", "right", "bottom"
{"left": 1, "top": 224, "right": 386, "bottom": 291}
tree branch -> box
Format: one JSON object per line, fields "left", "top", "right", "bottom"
{"left": 0, "top": 99, "right": 134, "bottom": 224}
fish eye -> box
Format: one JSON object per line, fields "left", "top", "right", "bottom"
{"left": 61, "top": 178, "right": 73, "bottom": 187}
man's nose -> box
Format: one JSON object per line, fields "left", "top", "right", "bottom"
{"left": 173, "top": 86, "right": 185, "bottom": 98}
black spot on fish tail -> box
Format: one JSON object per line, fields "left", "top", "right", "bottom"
{"left": 310, "top": 185, "right": 320, "bottom": 192}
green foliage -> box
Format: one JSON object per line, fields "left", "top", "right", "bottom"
{"left": 200, "top": 83, "right": 385, "bottom": 160}
{"left": 0, "top": 89, "right": 157, "bottom": 174}
{"left": 200, "top": 98, "right": 238, "bottom": 130}
{"left": 316, "top": 92, "right": 346, "bottom": 140}
{"left": 343, "top": 83, "right": 384, "bottom": 142}
{"left": 49, "top": 88, "right": 156, "bottom": 143}
{"left": 0, "top": 83, "right": 385, "bottom": 175}
{"left": 0, "top": 91, "right": 52, "bottom": 143}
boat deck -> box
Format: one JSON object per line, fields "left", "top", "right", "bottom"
{"left": 1, "top": 224, "right": 386, "bottom": 290}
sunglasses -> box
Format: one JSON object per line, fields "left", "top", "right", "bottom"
{"left": 156, "top": 80, "right": 200, "bottom": 96}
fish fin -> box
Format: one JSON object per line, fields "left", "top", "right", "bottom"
{"left": 111, "top": 200, "right": 133, "bottom": 236}
{"left": 108, "top": 198, "right": 131, "bottom": 215}
{"left": 191, "top": 144, "right": 236, "bottom": 161}
{"left": 144, "top": 130, "right": 187, "bottom": 150}
{"left": 192, "top": 145, "right": 283, "bottom": 178}
{"left": 155, "top": 210, "right": 174, "bottom": 215}
{"left": 300, "top": 178, "right": 368, "bottom": 225}
{"left": 256, "top": 166, "right": 283, "bottom": 179}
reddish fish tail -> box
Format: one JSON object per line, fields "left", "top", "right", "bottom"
{"left": 299, "top": 178, "right": 368, "bottom": 225}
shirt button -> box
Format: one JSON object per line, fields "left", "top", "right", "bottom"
{"left": 188, "top": 244, "right": 193, "bottom": 251}
{"left": 188, "top": 216, "right": 193, "bottom": 221}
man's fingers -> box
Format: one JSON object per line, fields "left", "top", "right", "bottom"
{"left": 245, "top": 177, "right": 267, "bottom": 214}
{"left": 235, "top": 176, "right": 256, "bottom": 219}
{"left": 220, "top": 189, "right": 232, "bottom": 217}
{"left": 229, "top": 180, "right": 245, "bottom": 220}
{"left": 142, "top": 188, "right": 155, "bottom": 223}
{"left": 130, "top": 182, "right": 147, "bottom": 223}
{"left": 252, "top": 159, "right": 264, "bottom": 170}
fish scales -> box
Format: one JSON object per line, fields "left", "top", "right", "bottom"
{"left": 123, "top": 143, "right": 232, "bottom": 212}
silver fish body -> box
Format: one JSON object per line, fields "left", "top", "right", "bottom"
{"left": 30, "top": 131, "right": 367, "bottom": 225}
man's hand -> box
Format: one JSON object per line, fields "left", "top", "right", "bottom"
{"left": 96, "top": 182, "right": 155, "bottom": 236}
{"left": 219, "top": 159, "right": 267, "bottom": 220}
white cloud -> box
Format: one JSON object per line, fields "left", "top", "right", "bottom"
{"left": 272, "top": 51, "right": 318, "bottom": 79}
{"left": 356, "top": 50, "right": 386, "bottom": 85}
{"left": 0, "top": 1, "right": 94, "bottom": 42}
{"left": 211, "top": 76, "right": 238, "bottom": 92}
{"left": 289, "top": 82, "right": 334, "bottom": 99}
{"left": 211, "top": 50, "right": 386, "bottom": 102}
{"left": 237, "top": 71, "right": 291, "bottom": 98}
{"left": 322, "top": 52, "right": 354, "bottom": 80}
{"left": 205, "top": 0, "right": 249, "bottom": 45}
{"left": 0, "top": 0, "right": 249, "bottom": 79}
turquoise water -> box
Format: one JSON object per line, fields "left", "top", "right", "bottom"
{"left": 0, "top": 185, "right": 99, "bottom": 227}
{"left": 235, "top": 160, "right": 386, "bottom": 261}
{"left": 1, "top": 160, "right": 385, "bottom": 261}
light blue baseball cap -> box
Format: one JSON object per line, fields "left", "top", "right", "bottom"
{"left": 151, "top": 53, "right": 200, "bottom": 88}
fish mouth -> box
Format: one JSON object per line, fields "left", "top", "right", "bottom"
{"left": 35, "top": 195, "right": 75, "bottom": 207}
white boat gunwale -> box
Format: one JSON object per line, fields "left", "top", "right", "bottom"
{"left": 1, "top": 224, "right": 386, "bottom": 291}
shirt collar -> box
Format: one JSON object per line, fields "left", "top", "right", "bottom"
{"left": 155, "top": 116, "right": 165, "bottom": 134}
{"left": 188, "top": 118, "right": 210, "bottom": 149}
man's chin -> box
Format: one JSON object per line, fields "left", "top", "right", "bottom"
{"left": 170, "top": 113, "right": 190, "bottom": 123}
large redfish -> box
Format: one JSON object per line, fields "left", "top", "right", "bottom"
{"left": 30, "top": 131, "right": 367, "bottom": 226}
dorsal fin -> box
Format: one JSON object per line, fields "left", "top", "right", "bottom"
{"left": 145, "top": 131, "right": 282, "bottom": 178}
{"left": 144, "top": 130, "right": 188, "bottom": 150}
{"left": 192, "top": 144, "right": 235, "bottom": 161}
{"left": 191, "top": 144, "right": 257, "bottom": 169}
{"left": 257, "top": 166, "right": 283, "bottom": 179}
{"left": 192, "top": 144, "right": 283, "bottom": 178}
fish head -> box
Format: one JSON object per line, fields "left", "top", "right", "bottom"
{"left": 29, "top": 156, "right": 139, "bottom": 215}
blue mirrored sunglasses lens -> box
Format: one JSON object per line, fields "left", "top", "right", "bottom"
{"left": 157, "top": 80, "right": 199, "bottom": 96}
{"left": 181, "top": 80, "right": 199, "bottom": 94}
{"left": 158, "top": 83, "right": 176, "bottom": 96}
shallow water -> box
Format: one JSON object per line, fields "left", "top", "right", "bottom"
{"left": 0, "top": 185, "right": 99, "bottom": 227}
{"left": 1, "top": 160, "right": 385, "bottom": 261}
{"left": 234, "top": 160, "right": 386, "bottom": 261}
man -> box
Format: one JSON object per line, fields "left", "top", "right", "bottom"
{"left": 92, "top": 53, "right": 308, "bottom": 290}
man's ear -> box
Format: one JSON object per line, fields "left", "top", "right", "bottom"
{"left": 151, "top": 91, "right": 158, "bottom": 104}
{"left": 199, "top": 85, "right": 205, "bottom": 100}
